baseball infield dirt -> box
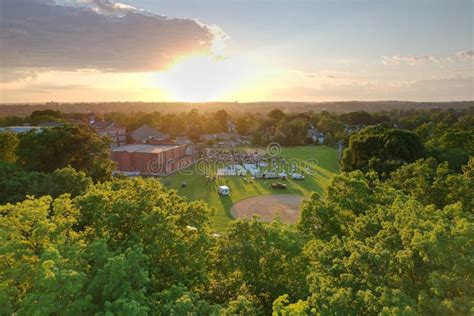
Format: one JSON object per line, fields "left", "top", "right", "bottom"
{"left": 230, "top": 194, "right": 304, "bottom": 224}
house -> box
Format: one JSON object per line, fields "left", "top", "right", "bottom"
{"left": 90, "top": 120, "right": 126, "bottom": 148}
{"left": 110, "top": 143, "right": 193, "bottom": 176}
{"left": 131, "top": 124, "right": 169, "bottom": 143}
{"left": 344, "top": 124, "right": 362, "bottom": 134}
{"left": 307, "top": 128, "right": 325, "bottom": 144}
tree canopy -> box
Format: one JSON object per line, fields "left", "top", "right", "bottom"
{"left": 341, "top": 125, "right": 425, "bottom": 178}
{"left": 16, "top": 125, "right": 115, "bottom": 181}
{"left": 1, "top": 167, "right": 472, "bottom": 315}
{"left": 0, "top": 130, "right": 19, "bottom": 163}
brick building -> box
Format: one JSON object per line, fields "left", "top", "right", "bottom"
{"left": 90, "top": 120, "right": 126, "bottom": 148}
{"left": 110, "top": 143, "right": 193, "bottom": 176}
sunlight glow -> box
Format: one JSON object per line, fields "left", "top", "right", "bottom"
{"left": 154, "top": 54, "right": 261, "bottom": 102}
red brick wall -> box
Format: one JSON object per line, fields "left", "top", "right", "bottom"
{"left": 110, "top": 150, "right": 131, "bottom": 171}
{"left": 111, "top": 145, "right": 193, "bottom": 175}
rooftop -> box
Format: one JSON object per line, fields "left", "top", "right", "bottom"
{"left": 0, "top": 126, "right": 44, "bottom": 133}
{"left": 111, "top": 143, "right": 181, "bottom": 154}
{"left": 131, "top": 124, "right": 168, "bottom": 142}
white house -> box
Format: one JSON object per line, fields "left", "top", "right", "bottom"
{"left": 307, "top": 128, "right": 325, "bottom": 144}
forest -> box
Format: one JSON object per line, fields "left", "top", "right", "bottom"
{"left": 0, "top": 100, "right": 473, "bottom": 117}
{"left": 0, "top": 107, "right": 473, "bottom": 315}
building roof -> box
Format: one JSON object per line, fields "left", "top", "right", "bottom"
{"left": 111, "top": 143, "right": 180, "bottom": 154}
{"left": 90, "top": 120, "right": 115, "bottom": 129}
{"left": 131, "top": 124, "right": 168, "bottom": 142}
{"left": 0, "top": 126, "right": 44, "bottom": 133}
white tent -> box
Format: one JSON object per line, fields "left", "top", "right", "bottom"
{"left": 218, "top": 185, "right": 230, "bottom": 195}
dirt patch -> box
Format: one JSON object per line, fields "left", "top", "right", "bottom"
{"left": 230, "top": 194, "right": 304, "bottom": 224}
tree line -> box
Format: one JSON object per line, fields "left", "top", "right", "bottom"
{"left": 1, "top": 107, "right": 472, "bottom": 149}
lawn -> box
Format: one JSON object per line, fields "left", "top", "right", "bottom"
{"left": 161, "top": 146, "right": 339, "bottom": 230}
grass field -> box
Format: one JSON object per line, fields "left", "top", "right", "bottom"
{"left": 161, "top": 146, "right": 339, "bottom": 230}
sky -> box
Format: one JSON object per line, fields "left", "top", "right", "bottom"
{"left": 0, "top": 0, "right": 473, "bottom": 103}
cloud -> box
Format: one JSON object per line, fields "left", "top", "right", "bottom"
{"left": 302, "top": 71, "right": 344, "bottom": 79}
{"left": 0, "top": 0, "right": 226, "bottom": 80}
{"left": 87, "top": 0, "right": 137, "bottom": 14}
{"left": 383, "top": 55, "right": 438, "bottom": 65}
{"left": 269, "top": 75, "right": 473, "bottom": 101}
{"left": 456, "top": 49, "right": 474, "bottom": 59}
{"left": 384, "top": 49, "right": 474, "bottom": 65}
{"left": 304, "top": 74, "right": 339, "bottom": 79}
{"left": 0, "top": 68, "right": 38, "bottom": 83}
{"left": 4, "top": 83, "right": 93, "bottom": 94}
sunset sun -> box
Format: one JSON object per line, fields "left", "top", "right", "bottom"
{"left": 154, "top": 55, "right": 251, "bottom": 102}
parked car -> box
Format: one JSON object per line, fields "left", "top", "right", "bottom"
{"left": 271, "top": 182, "right": 287, "bottom": 189}
{"left": 291, "top": 173, "right": 305, "bottom": 180}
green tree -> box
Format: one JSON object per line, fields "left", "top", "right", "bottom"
{"left": 1, "top": 178, "right": 218, "bottom": 314}
{"left": 0, "top": 131, "right": 19, "bottom": 163}
{"left": 272, "top": 294, "right": 311, "bottom": 315}
{"left": 0, "top": 116, "right": 27, "bottom": 127}
{"left": 0, "top": 195, "right": 85, "bottom": 313}
{"left": 50, "top": 166, "right": 93, "bottom": 198}
{"left": 316, "top": 116, "right": 345, "bottom": 137}
{"left": 0, "top": 161, "right": 51, "bottom": 204}
{"left": 235, "top": 115, "right": 256, "bottom": 135}
{"left": 16, "top": 125, "right": 115, "bottom": 181}
{"left": 427, "top": 128, "right": 473, "bottom": 171}
{"left": 214, "top": 109, "right": 230, "bottom": 132}
{"left": 339, "top": 111, "right": 373, "bottom": 126}
{"left": 208, "top": 219, "right": 309, "bottom": 313}
{"left": 30, "top": 110, "right": 63, "bottom": 119}
{"left": 0, "top": 163, "right": 92, "bottom": 204}
{"left": 224, "top": 295, "right": 259, "bottom": 315}
{"left": 298, "top": 171, "right": 474, "bottom": 315}
{"left": 390, "top": 158, "right": 473, "bottom": 213}
{"left": 341, "top": 126, "right": 425, "bottom": 178}
{"left": 152, "top": 284, "right": 221, "bottom": 315}
{"left": 74, "top": 178, "right": 214, "bottom": 291}
{"left": 84, "top": 241, "right": 150, "bottom": 315}
{"left": 268, "top": 109, "right": 286, "bottom": 121}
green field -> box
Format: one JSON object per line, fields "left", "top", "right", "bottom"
{"left": 162, "top": 146, "right": 339, "bottom": 230}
